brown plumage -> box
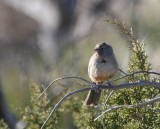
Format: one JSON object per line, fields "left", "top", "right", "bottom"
{"left": 84, "top": 42, "right": 118, "bottom": 106}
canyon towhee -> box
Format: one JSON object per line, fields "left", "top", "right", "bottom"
{"left": 84, "top": 42, "right": 118, "bottom": 106}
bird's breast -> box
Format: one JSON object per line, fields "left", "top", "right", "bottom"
{"left": 88, "top": 55, "right": 118, "bottom": 83}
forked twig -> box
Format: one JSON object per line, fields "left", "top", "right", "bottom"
{"left": 36, "top": 71, "right": 160, "bottom": 101}
{"left": 40, "top": 80, "right": 160, "bottom": 128}
{"left": 35, "top": 71, "right": 160, "bottom": 102}
{"left": 40, "top": 86, "right": 96, "bottom": 129}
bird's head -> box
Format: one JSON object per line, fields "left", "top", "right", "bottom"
{"left": 94, "top": 42, "right": 113, "bottom": 57}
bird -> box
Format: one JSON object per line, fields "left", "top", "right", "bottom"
{"left": 84, "top": 42, "right": 118, "bottom": 106}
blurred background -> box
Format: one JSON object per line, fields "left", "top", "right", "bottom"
{"left": 0, "top": 0, "right": 160, "bottom": 128}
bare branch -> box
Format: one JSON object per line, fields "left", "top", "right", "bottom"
{"left": 94, "top": 96, "right": 160, "bottom": 121}
{"left": 36, "top": 71, "right": 160, "bottom": 101}
{"left": 111, "top": 71, "right": 160, "bottom": 82}
{"left": 35, "top": 76, "right": 92, "bottom": 101}
{"left": 40, "top": 80, "right": 160, "bottom": 128}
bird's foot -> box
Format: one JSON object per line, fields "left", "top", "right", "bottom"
{"left": 105, "top": 82, "right": 113, "bottom": 89}
{"left": 91, "top": 82, "right": 100, "bottom": 92}
{"left": 106, "top": 82, "right": 111, "bottom": 86}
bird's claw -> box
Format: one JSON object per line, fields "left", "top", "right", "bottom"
{"left": 106, "top": 82, "right": 112, "bottom": 87}
{"left": 105, "top": 82, "right": 113, "bottom": 89}
{"left": 91, "top": 83, "right": 100, "bottom": 92}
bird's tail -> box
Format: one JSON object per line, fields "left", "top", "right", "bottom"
{"left": 83, "top": 89, "right": 101, "bottom": 107}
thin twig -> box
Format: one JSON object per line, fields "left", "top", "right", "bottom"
{"left": 94, "top": 96, "right": 160, "bottom": 121}
{"left": 104, "top": 90, "right": 115, "bottom": 106}
{"left": 110, "top": 71, "right": 160, "bottom": 83}
{"left": 118, "top": 68, "right": 128, "bottom": 76}
{"left": 117, "top": 69, "right": 140, "bottom": 81}
{"left": 34, "top": 77, "right": 92, "bottom": 101}
{"left": 95, "top": 105, "right": 126, "bottom": 121}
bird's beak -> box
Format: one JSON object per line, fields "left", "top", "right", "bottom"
{"left": 94, "top": 48, "right": 99, "bottom": 53}
{"left": 94, "top": 48, "right": 99, "bottom": 52}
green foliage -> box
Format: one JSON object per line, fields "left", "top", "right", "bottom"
{"left": 74, "top": 107, "right": 103, "bottom": 129}
{"left": 18, "top": 82, "right": 61, "bottom": 129}
{"left": 0, "top": 119, "right": 9, "bottom": 129}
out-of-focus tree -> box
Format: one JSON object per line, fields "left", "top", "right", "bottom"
{"left": 0, "top": 0, "right": 115, "bottom": 128}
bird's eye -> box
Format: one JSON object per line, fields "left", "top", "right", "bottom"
{"left": 101, "top": 47, "right": 103, "bottom": 50}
